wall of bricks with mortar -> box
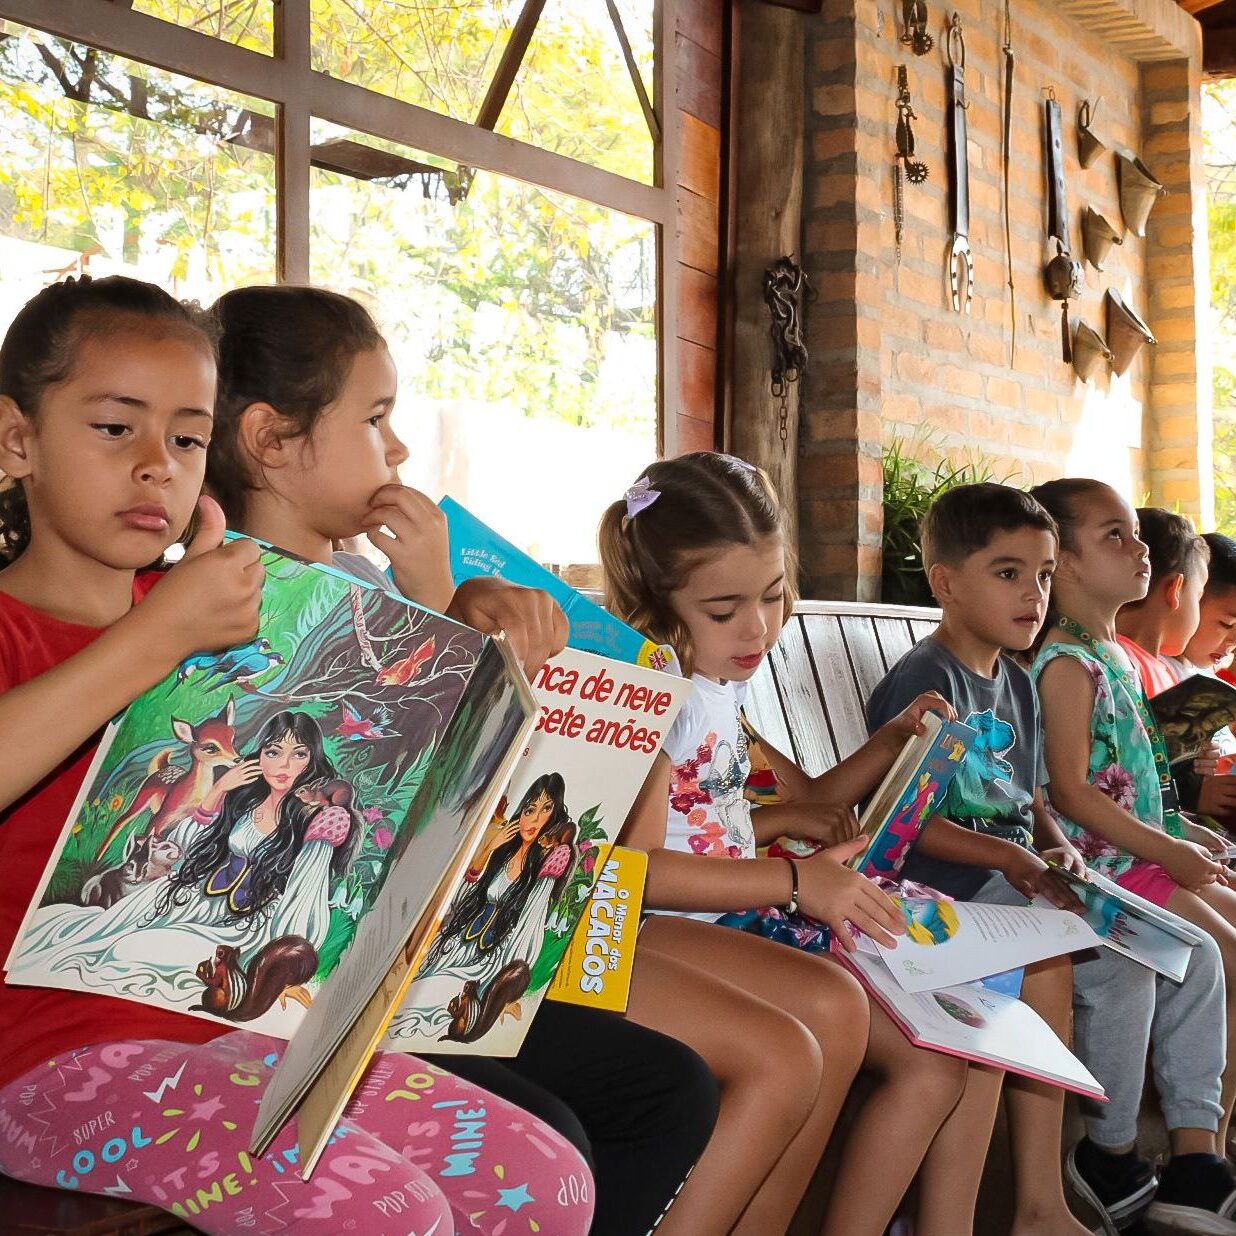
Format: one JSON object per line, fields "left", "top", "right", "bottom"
{"left": 797, "top": 0, "right": 1202, "bottom": 598}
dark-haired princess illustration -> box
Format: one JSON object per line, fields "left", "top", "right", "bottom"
{"left": 11, "top": 711, "right": 357, "bottom": 1011}
{"left": 394, "top": 772, "right": 577, "bottom": 1039}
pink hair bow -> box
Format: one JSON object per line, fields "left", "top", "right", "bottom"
{"left": 624, "top": 475, "right": 661, "bottom": 519}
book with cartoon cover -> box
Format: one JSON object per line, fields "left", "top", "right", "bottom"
{"left": 6, "top": 542, "right": 535, "bottom": 1042}
{"left": 850, "top": 713, "right": 978, "bottom": 878}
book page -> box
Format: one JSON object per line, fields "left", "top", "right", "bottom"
{"left": 841, "top": 948, "right": 1104, "bottom": 1100}
{"left": 871, "top": 899, "right": 1102, "bottom": 993}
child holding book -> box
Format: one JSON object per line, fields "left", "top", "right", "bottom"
{"left": 205, "top": 282, "right": 720, "bottom": 1236}
{"left": 866, "top": 482, "right": 1093, "bottom": 1236}
{"left": 602, "top": 451, "right": 1004, "bottom": 1236}
{"left": 0, "top": 276, "right": 595, "bottom": 1233}
{"left": 1030, "top": 478, "right": 1236, "bottom": 1230}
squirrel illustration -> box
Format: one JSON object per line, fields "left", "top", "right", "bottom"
{"left": 440, "top": 960, "right": 532, "bottom": 1044}
{"left": 190, "top": 937, "right": 318, "bottom": 1022}
{"left": 295, "top": 778, "right": 354, "bottom": 812}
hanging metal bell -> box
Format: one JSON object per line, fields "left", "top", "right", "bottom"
{"left": 1104, "top": 289, "right": 1156, "bottom": 377}
{"left": 1082, "top": 206, "right": 1123, "bottom": 272}
{"left": 1073, "top": 320, "right": 1114, "bottom": 382}
{"left": 1077, "top": 100, "right": 1107, "bottom": 170}
{"left": 1117, "top": 153, "right": 1166, "bottom": 238}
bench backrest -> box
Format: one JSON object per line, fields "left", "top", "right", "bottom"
{"left": 744, "top": 600, "right": 942, "bottom": 776}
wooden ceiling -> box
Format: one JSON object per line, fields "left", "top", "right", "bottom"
{"left": 1179, "top": 0, "right": 1236, "bottom": 73}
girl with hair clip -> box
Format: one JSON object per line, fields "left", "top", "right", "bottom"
{"left": 204, "top": 282, "right": 720, "bottom": 1236}
{"left": 604, "top": 451, "right": 1005, "bottom": 1236}
{"left": 1029, "top": 478, "right": 1236, "bottom": 1231}
{"left": 0, "top": 276, "right": 595, "bottom": 1235}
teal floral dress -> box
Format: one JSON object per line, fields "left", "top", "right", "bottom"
{"left": 1029, "top": 641, "right": 1164, "bottom": 881}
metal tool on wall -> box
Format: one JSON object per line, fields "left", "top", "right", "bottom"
{"left": 1043, "top": 90, "right": 1084, "bottom": 362}
{"left": 1077, "top": 99, "right": 1107, "bottom": 169}
{"left": 945, "top": 13, "right": 972, "bottom": 314}
{"left": 893, "top": 65, "right": 928, "bottom": 266}
{"left": 1081, "top": 205, "right": 1122, "bottom": 271}
{"left": 1117, "top": 153, "right": 1166, "bottom": 238}
{"left": 763, "top": 256, "right": 814, "bottom": 450}
{"left": 900, "top": 0, "right": 933, "bottom": 55}
{"left": 1001, "top": 0, "right": 1016, "bottom": 363}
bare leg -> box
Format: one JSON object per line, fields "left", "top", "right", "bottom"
{"left": 624, "top": 926, "right": 855, "bottom": 1235}
{"left": 821, "top": 989, "right": 972, "bottom": 1236}
{"left": 636, "top": 917, "right": 870, "bottom": 1235}
{"left": 1166, "top": 884, "right": 1236, "bottom": 1144}
{"left": 1000, "top": 956, "right": 1091, "bottom": 1235}
{"left": 915, "top": 1063, "right": 1004, "bottom": 1236}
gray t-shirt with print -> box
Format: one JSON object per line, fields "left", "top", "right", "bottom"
{"left": 865, "top": 636, "right": 1043, "bottom": 899}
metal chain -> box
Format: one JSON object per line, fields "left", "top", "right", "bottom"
{"left": 763, "top": 256, "right": 814, "bottom": 448}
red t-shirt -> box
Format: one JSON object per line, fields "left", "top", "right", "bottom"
{"left": 0, "top": 578, "right": 224, "bottom": 1087}
{"left": 1116, "top": 634, "right": 1182, "bottom": 699}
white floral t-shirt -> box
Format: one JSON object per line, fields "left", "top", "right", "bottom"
{"left": 657, "top": 675, "right": 755, "bottom": 922}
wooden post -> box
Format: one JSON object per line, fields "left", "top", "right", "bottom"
{"left": 729, "top": 0, "right": 805, "bottom": 557}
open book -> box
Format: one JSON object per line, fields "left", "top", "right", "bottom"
{"left": 850, "top": 712, "right": 977, "bottom": 878}
{"left": 1148, "top": 672, "right": 1236, "bottom": 765}
{"left": 837, "top": 943, "right": 1105, "bottom": 1101}
{"left": 1035, "top": 868, "right": 1205, "bottom": 983}
{"left": 7, "top": 542, "right": 534, "bottom": 1041}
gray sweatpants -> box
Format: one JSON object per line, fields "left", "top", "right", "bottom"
{"left": 972, "top": 873, "right": 1226, "bottom": 1147}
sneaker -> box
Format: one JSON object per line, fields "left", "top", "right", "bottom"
{"left": 1146, "top": 1154, "right": 1236, "bottom": 1234}
{"left": 1066, "top": 1138, "right": 1158, "bottom": 1235}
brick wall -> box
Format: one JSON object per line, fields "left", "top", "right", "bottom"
{"left": 791, "top": 0, "right": 1207, "bottom": 599}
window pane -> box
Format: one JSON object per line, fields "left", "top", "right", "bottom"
{"left": 311, "top": 0, "right": 515, "bottom": 122}
{"left": 0, "top": 22, "right": 277, "bottom": 337}
{"left": 132, "top": 0, "right": 274, "bottom": 54}
{"left": 310, "top": 0, "right": 655, "bottom": 185}
{"left": 309, "top": 122, "right": 657, "bottom": 569}
{"left": 497, "top": 0, "right": 654, "bottom": 184}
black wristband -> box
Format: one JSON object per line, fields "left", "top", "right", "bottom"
{"left": 783, "top": 856, "right": 799, "bottom": 915}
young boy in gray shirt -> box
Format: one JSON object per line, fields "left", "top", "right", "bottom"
{"left": 867, "top": 483, "right": 1231, "bottom": 1234}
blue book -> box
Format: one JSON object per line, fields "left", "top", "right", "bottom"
{"left": 439, "top": 497, "right": 681, "bottom": 674}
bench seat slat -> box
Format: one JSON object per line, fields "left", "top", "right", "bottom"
{"left": 768, "top": 617, "right": 838, "bottom": 772}
{"left": 801, "top": 617, "right": 871, "bottom": 771}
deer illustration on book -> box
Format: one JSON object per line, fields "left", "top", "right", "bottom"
{"left": 7, "top": 547, "right": 494, "bottom": 1035}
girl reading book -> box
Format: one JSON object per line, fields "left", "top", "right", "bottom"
{"left": 601, "top": 451, "right": 1006, "bottom": 1236}
{"left": 0, "top": 276, "right": 595, "bottom": 1234}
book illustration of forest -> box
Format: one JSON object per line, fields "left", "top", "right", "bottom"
{"left": 8, "top": 550, "right": 492, "bottom": 1030}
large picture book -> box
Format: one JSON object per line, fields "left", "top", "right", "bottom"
{"left": 837, "top": 943, "right": 1106, "bottom": 1101}
{"left": 850, "top": 712, "right": 978, "bottom": 878}
{"left": 6, "top": 544, "right": 536, "bottom": 1040}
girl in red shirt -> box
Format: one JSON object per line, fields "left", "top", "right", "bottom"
{"left": 0, "top": 276, "right": 593, "bottom": 1235}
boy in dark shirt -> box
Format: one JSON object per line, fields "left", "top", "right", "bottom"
{"left": 868, "top": 483, "right": 1231, "bottom": 1235}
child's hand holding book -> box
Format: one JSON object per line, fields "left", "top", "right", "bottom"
{"left": 999, "top": 847, "right": 1085, "bottom": 913}
{"left": 798, "top": 836, "right": 907, "bottom": 950}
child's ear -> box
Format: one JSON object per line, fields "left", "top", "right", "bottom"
{"left": 1163, "top": 572, "right": 1185, "bottom": 612}
{"left": 926, "top": 561, "right": 953, "bottom": 605}
{"left": 238, "top": 402, "right": 292, "bottom": 471}
{"left": 0, "top": 396, "right": 35, "bottom": 480}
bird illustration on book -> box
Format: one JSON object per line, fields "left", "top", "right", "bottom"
{"left": 336, "top": 701, "right": 397, "bottom": 742}
{"left": 375, "top": 637, "right": 436, "bottom": 687}
{"left": 176, "top": 638, "right": 283, "bottom": 688}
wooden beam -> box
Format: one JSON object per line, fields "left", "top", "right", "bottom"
{"left": 729, "top": 0, "right": 803, "bottom": 556}
{"left": 1179, "top": 0, "right": 1227, "bottom": 13}
{"left": 473, "top": 0, "right": 545, "bottom": 132}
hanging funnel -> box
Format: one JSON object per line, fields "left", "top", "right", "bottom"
{"left": 1073, "top": 320, "right": 1114, "bottom": 382}
{"left": 1117, "top": 153, "right": 1166, "bottom": 238}
{"left": 1105, "top": 289, "right": 1156, "bottom": 376}
{"left": 1077, "top": 100, "right": 1107, "bottom": 169}
{"left": 1082, "top": 206, "right": 1123, "bottom": 271}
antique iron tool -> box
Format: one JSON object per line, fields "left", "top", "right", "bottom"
{"left": 945, "top": 13, "right": 972, "bottom": 314}
{"left": 1043, "top": 91, "right": 1084, "bottom": 362}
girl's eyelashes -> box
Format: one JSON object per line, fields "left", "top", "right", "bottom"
{"left": 366, "top": 412, "right": 387, "bottom": 427}
{"left": 706, "top": 610, "right": 735, "bottom": 624}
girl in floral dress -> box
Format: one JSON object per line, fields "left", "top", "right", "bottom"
{"left": 1031, "top": 479, "right": 1236, "bottom": 1204}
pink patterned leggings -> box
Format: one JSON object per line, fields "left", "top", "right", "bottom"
{"left": 0, "top": 1031, "right": 594, "bottom": 1235}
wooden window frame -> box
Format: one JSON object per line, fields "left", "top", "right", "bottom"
{"left": 0, "top": 0, "right": 679, "bottom": 453}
